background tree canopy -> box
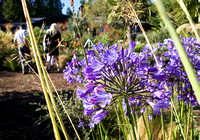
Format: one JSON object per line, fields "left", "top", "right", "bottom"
{"left": 2, "top": 0, "right": 64, "bottom": 22}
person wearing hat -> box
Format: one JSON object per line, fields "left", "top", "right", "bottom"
{"left": 14, "top": 24, "right": 31, "bottom": 74}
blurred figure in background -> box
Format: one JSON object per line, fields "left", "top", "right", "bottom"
{"left": 47, "top": 23, "right": 61, "bottom": 72}
{"left": 14, "top": 24, "right": 31, "bottom": 74}
{"left": 43, "top": 29, "right": 54, "bottom": 68}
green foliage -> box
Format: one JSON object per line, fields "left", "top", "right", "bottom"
{"left": 32, "top": 90, "right": 91, "bottom": 139}
{"left": 136, "top": 26, "right": 170, "bottom": 44}
{"left": 135, "top": 33, "right": 146, "bottom": 44}
{"left": 96, "top": 32, "right": 110, "bottom": 45}
{"left": 148, "top": 0, "right": 176, "bottom": 29}
{"left": 59, "top": 49, "right": 73, "bottom": 69}
{"left": 133, "top": 43, "right": 145, "bottom": 53}
{"left": 3, "top": 57, "right": 20, "bottom": 71}
{"left": 148, "top": 27, "right": 170, "bottom": 43}
{"left": 171, "top": 0, "right": 199, "bottom": 27}
{"left": 26, "top": 26, "right": 46, "bottom": 66}
{"left": 33, "top": 26, "right": 46, "bottom": 49}
{"left": 93, "top": 25, "right": 126, "bottom": 46}
{"left": 0, "top": 28, "right": 21, "bottom": 71}
{"left": 61, "top": 31, "right": 74, "bottom": 48}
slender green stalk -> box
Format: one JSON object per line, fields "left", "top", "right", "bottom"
{"left": 115, "top": 106, "right": 126, "bottom": 139}
{"left": 161, "top": 110, "right": 165, "bottom": 140}
{"left": 125, "top": 115, "right": 133, "bottom": 140}
{"left": 91, "top": 130, "right": 95, "bottom": 140}
{"left": 21, "top": 1, "right": 61, "bottom": 139}
{"left": 170, "top": 104, "right": 173, "bottom": 140}
{"left": 186, "top": 103, "right": 191, "bottom": 140}
{"left": 199, "top": 133, "right": 200, "bottom": 140}
{"left": 176, "top": 0, "right": 200, "bottom": 43}
{"left": 154, "top": 0, "right": 200, "bottom": 106}
{"left": 171, "top": 100, "right": 186, "bottom": 140}
{"left": 119, "top": 100, "right": 128, "bottom": 139}
{"left": 151, "top": 110, "right": 154, "bottom": 140}
{"left": 22, "top": 1, "right": 72, "bottom": 139}
{"left": 170, "top": 88, "right": 174, "bottom": 140}
{"left": 115, "top": 99, "right": 127, "bottom": 139}
{"left": 190, "top": 106, "right": 193, "bottom": 140}
{"left": 180, "top": 100, "right": 184, "bottom": 121}
{"left": 134, "top": 112, "right": 140, "bottom": 140}
{"left": 124, "top": 97, "right": 136, "bottom": 140}
{"left": 100, "top": 122, "right": 109, "bottom": 140}
{"left": 146, "top": 108, "right": 150, "bottom": 136}
{"left": 142, "top": 113, "right": 150, "bottom": 139}
{"left": 46, "top": 73, "right": 81, "bottom": 140}
{"left": 99, "top": 123, "right": 104, "bottom": 140}
{"left": 184, "top": 105, "right": 187, "bottom": 138}
{"left": 70, "top": 0, "right": 88, "bottom": 65}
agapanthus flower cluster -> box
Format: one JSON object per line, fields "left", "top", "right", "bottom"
{"left": 146, "top": 36, "right": 200, "bottom": 107}
{"left": 64, "top": 41, "right": 171, "bottom": 127}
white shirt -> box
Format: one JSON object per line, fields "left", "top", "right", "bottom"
{"left": 14, "top": 29, "right": 27, "bottom": 46}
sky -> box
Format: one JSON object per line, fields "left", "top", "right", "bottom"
{"left": 61, "top": 0, "right": 154, "bottom": 15}
{"left": 61, "top": 0, "right": 82, "bottom": 15}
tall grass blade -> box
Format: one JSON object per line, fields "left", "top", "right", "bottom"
{"left": 21, "top": 0, "right": 71, "bottom": 139}
{"left": 21, "top": 0, "right": 61, "bottom": 139}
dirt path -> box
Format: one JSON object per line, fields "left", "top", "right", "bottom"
{"left": 0, "top": 71, "right": 78, "bottom": 93}
{"left": 0, "top": 70, "right": 79, "bottom": 139}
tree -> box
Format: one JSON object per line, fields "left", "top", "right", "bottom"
{"left": 46, "top": 0, "right": 63, "bottom": 16}
{"left": 2, "top": 0, "right": 27, "bottom": 22}
{"left": 2, "top": 0, "right": 64, "bottom": 22}
{"left": 82, "top": 0, "right": 110, "bottom": 34}
{"left": 108, "top": 0, "right": 150, "bottom": 41}
{"left": 80, "top": 0, "right": 86, "bottom": 5}
{"left": 66, "top": 7, "right": 73, "bottom": 18}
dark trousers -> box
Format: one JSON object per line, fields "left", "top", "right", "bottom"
{"left": 18, "top": 45, "right": 31, "bottom": 74}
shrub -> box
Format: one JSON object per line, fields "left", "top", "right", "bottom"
{"left": 135, "top": 33, "right": 146, "bottom": 44}
{"left": 0, "top": 28, "right": 20, "bottom": 71}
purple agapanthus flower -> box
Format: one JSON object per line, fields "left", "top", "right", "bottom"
{"left": 155, "top": 36, "right": 200, "bottom": 107}
{"left": 64, "top": 41, "right": 172, "bottom": 127}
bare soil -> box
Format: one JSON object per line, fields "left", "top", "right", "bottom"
{"left": 0, "top": 70, "right": 79, "bottom": 140}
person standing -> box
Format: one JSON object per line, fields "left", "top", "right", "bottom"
{"left": 14, "top": 24, "right": 31, "bottom": 74}
{"left": 43, "top": 29, "right": 54, "bottom": 67}
{"left": 47, "top": 23, "right": 61, "bottom": 72}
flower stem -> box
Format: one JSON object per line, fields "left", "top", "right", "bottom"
{"left": 190, "top": 106, "right": 193, "bottom": 140}
{"left": 161, "top": 110, "right": 165, "bottom": 140}
{"left": 186, "top": 103, "right": 191, "bottom": 140}
{"left": 70, "top": 0, "right": 88, "bottom": 66}
{"left": 124, "top": 97, "right": 136, "bottom": 140}
{"left": 142, "top": 113, "right": 150, "bottom": 139}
